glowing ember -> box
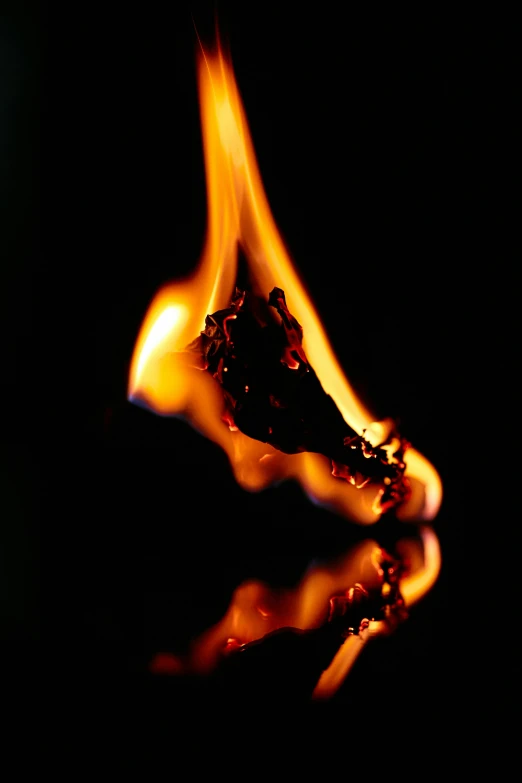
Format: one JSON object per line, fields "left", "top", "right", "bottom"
{"left": 128, "top": 33, "right": 443, "bottom": 699}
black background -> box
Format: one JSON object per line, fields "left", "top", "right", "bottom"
{"left": 4, "top": 0, "right": 519, "bottom": 745}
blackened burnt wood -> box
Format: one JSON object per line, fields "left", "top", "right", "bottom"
{"left": 184, "top": 287, "right": 411, "bottom": 513}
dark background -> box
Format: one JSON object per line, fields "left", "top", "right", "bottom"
{"left": 4, "top": 1, "right": 518, "bottom": 738}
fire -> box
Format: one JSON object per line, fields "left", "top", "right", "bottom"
{"left": 312, "top": 526, "right": 440, "bottom": 699}
{"left": 129, "top": 36, "right": 442, "bottom": 698}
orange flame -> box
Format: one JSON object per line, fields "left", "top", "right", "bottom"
{"left": 192, "top": 539, "right": 385, "bottom": 674}
{"left": 128, "top": 41, "right": 441, "bottom": 525}
{"left": 145, "top": 529, "right": 440, "bottom": 696}
{"left": 312, "top": 526, "right": 441, "bottom": 699}
{"left": 129, "top": 37, "right": 442, "bottom": 697}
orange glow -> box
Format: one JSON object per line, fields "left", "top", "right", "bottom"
{"left": 128, "top": 41, "right": 442, "bottom": 524}
{"left": 312, "top": 527, "right": 441, "bottom": 699}
{"left": 400, "top": 526, "right": 442, "bottom": 606}
{"left": 191, "top": 539, "right": 383, "bottom": 674}
{"left": 128, "top": 36, "right": 443, "bottom": 699}
{"left": 312, "top": 628, "right": 372, "bottom": 701}
{"left": 141, "top": 530, "right": 439, "bottom": 696}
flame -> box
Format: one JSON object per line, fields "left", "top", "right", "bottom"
{"left": 146, "top": 529, "right": 441, "bottom": 696}
{"left": 312, "top": 526, "right": 441, "bottom": 698}
{"left": 128, "top": 40, "right": 441, "bottom": 524}
{"left": 192, "top": 539, "right": 383, "bottom": 674}
{"left": 400, "top": 526, "right": 442, "bottom": 606}
{"left": 129, "top": 36, "right": 443, "bottom": 698}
